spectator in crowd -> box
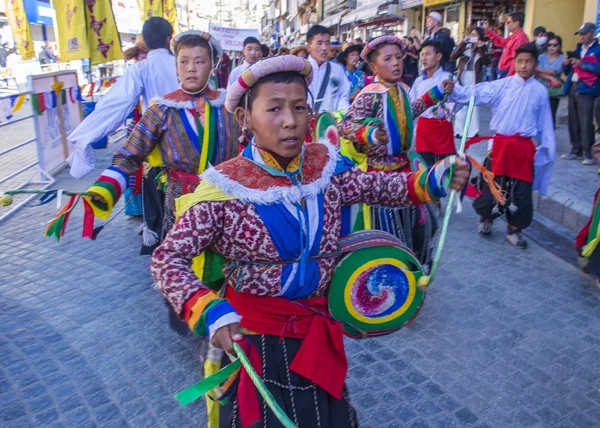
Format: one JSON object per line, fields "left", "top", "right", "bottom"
{"left": 537, "top": 34, "right": 565, "bottom": 127}
{"left": 5, "top": 48, "right": 20, "bottom": 75}
{"left": 534, "top": 26, "right": 548, "bottom": 53}
{"left": 414, "top": 11, "right": 455, "bottom": 72}
{"left": 277, "top": 46, "right": 290, "bottom": 56}
{"left": 483, "top": 12, "right": 529, "bottom": 78}
{"left": 329, "top": 41, "right": 342, "bottom": 62}
{"left": 338, "top": 43, "right": 365, "bottom": 101}
{"left": 562, "top": 23, "right": 600, "bottom": 164}
{"left": 451, "top": 27, "right": 491, "bottom": 138}
{"left": 402, "top": 36, "right": 419, "bottom": 86}
{"left": 38, "top": 42, "right": 56, "bottom": 65}
{"left": 261, "top": 44, "right": 270, "bottom": 58}
{"left": 0, "top": 42, "right": 9, "bottom": 68}
{"left": 291, "top": 45, "right": 308, "bottom": 58}
{"left": 227, "top": 37, "right": 262, "bottom": 88}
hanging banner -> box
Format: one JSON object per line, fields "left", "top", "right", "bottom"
{"left": 141, "top": 0, "right": 163, "bottom": 20}
{"left": 208, "top": 23, "right": 260, "bottom": 52}
{"left": 163, "top": 0, "right": 179, "bottom": 33}
{"left": 5, "top": 0, "right": 35, "bottom": 60}
{"left": 85, "top": 0, "right": 123, "bottom": 65}
{"left": 53, "top": 0, "right": 89, "bottom": 62}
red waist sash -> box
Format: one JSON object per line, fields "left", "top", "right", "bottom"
{"left": 225, "top": 288, "right": 347, "bottom": 399}
{"left": 415, "top": 117, "right": 456, "bottom": 155}
{"left": 491, "top": 134, "right": 535, "bottom": 183}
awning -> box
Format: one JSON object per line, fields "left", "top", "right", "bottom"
{"left": 340, "top": 4, "right": 380, "bottom": 26}
{"left": 400, "top": 0, "right": 423, "bottom": 8}
{"left": 320, "top": 10, "right": 347, "bottom": 28}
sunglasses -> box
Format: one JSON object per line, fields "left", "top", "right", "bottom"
{"left": 548, "top": 44, "right": 559, "bottom": 47}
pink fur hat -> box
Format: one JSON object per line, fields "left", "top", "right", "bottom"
{"left": 360, "top": 35, "right": 406, "bottom": 62}
{"left": 224, "top": 55, "right": 313, "bottom": 113}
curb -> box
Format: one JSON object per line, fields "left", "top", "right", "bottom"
{"left": 532, "top": 190, "right": 590, "bottom": 235}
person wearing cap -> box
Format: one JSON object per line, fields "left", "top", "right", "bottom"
{"left": 67, "top": 17, "right": 179, "bottom": 179}
{"left": 483, "top": 12, "right": 529, "bottom": 78}
{"left": 421, "top": 11, "right": 455, "bottom": 72}
{"left": 290, "top": 45, "right": 308, "bottom": 58}
{"left": 338, "top": 35, "right": 456, "bottom": 269}
{"left": 338, "top": 43, "right": 365, "bottom": 101}
{"left": 329, "top": 40, "right": 342, "bottom": 62}
{"left": 227, "top": 36, "right": 263, "bottom": 88}
{"left": 84, "top": 31, "right": 239, "bottom": 236}
{"left": 306, "top": 25, "right": 351, "bottom": 113}
{"left": 151, "top": 54, "right": 470, "bottom": 428}
{"left": 562, "top": 22, "right": 600, "bottom": 164}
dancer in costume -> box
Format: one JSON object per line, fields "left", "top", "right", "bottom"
{"left": 409, "top": 40, "right": 456, "bottom": 165}
{"left": 338, "top": 35, "right": 453, "bottom": 268}
{"left": 151, "top": 55, "right": 470, "bottom": 428}
{"left": 449, "top": 43, "right": 555, "bottom": 249}
{"left": 576, "top": 142, "right": 600, "bottom": 287}
{"left": 306, "top": 25, "right": 351, "bottom": 113}
{"left": 85, "top": 31, "right": 239, "bottom": 238}
{"left": 67, "top": 17, "right": 178, "bottom": 179}
{"left": 227, "top": 37, "right": 263, "bottom": 88}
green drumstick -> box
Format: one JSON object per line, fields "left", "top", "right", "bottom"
{"left": 0, "top": 189, "right": 93, "bottom": 207}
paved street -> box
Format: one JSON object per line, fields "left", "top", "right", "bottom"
{"left": 1, "top": 141, "right": 600, "bottom": 428}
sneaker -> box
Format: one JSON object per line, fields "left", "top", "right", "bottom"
{"left": 478, "top": 220, "right": 492, "bottom": 237}
{"left": 506, "top": 230, "right": 528, "bottom": 249}
{"left": 583, "top": 158, "right": 595, "bottom": 165}
{"left": 561, "top": 153, "right": 581, "bottom": 160}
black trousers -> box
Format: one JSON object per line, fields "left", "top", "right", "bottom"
{"left": 568, "top": 86, "right": 596, "bottom": 158}
{"left": 473, "top": 175, "right": 533, "bottom": 231}
{"left": 549, "top": 97, "right": 560, "bottom": 128}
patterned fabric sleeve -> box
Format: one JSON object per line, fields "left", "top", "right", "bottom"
{"left": 410, "top": 84, "right": 446, "bottom": 119}
{"left": 337, "top": 159, "right": 454, "bottom": 207}
{"left": 85, "top": 104, "right": 167, "bottom": 219}
{"left": 151, "top": 202, "right": 241, "bottom": 339}
{"left": 338, "top": 92, "right": 381, "bottom": 145}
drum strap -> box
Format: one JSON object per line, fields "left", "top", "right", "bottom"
{"left": 314, "top": 62, "right": 331, "bottom": 113}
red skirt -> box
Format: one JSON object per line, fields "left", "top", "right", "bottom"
{"left": 491, "top": 134, "right": 535, "bottom": 183}
{"left": 415, "top": 117, "right": 456, "bottom": 155}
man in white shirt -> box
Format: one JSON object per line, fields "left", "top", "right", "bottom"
{"left": 409, "top": 40, "right": 455, "bottom": 165}
{"left": 67, "top": 17, "right": 179, "bottom": 178}
{"left": 306, "top": 25, "right": 350, "bottom": 114}
{"left": 227, "top": 37, "right": 262, "bottom": 88}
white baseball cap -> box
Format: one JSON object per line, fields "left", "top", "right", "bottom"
{"left": 428, "top": 11, "right": 443, "bottom": 24}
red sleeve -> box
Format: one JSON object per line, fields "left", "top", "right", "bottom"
{"left": 486, "top": 29, "right": 508, "bottom": 48}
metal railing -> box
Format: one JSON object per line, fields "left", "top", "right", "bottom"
{"left": 0, "top": 91, "right": 54, "bottom": 223}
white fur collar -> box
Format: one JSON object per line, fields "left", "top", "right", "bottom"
{"left": 200, "top": 140, "right": 339, "bottom": 205}
{"left": 151, "top": 89, "right": 226, "bottom": 110}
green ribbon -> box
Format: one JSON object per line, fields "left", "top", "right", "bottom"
{"left": 175, "top": 343, "right": 298, "bottom": 427}
{"left": 175, "top": 358, "right": 241, "bottom": 406}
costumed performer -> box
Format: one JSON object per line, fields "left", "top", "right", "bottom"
{"left": 227, "top": 37, "right": 263, "bottom": 88}
{"left": 338, "top": 35, "right": 454, "bottom": 269}
{"left": 306, "top": 25, "right": 351, "bottom": 114}
{"left": 151, "top": 55, "right": 470, "bottom": 427}
{"left": 449, "top": 43, "right": 556, "bottom": 249}
{"left": 576, "top": 140, "right": 600, "bottom": 287}
{"left": 67, "top": 17, "right": 178, "bottom": 179}
{"left": 409, "top": 40, "right": 456, "bottom": 166}
{"left": 84, "top": 30, "right": 239, "bottom": 237}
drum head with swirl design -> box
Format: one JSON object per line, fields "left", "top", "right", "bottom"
{"left": 329, "top": 244, "right": 425, "bottom": 338}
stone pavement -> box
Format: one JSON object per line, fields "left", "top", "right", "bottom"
{"left": 1, "top": 144, "right": 600, "bottom": 428}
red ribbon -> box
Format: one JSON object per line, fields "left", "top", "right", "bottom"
{"left": 68, "top": 87, "right": 75, "bottom": 104}
{"left": 87, "top": 83, "right": 95, "bottom": 98}
{"left": 82, "top": 198, "right": 95, "bottom": 239}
